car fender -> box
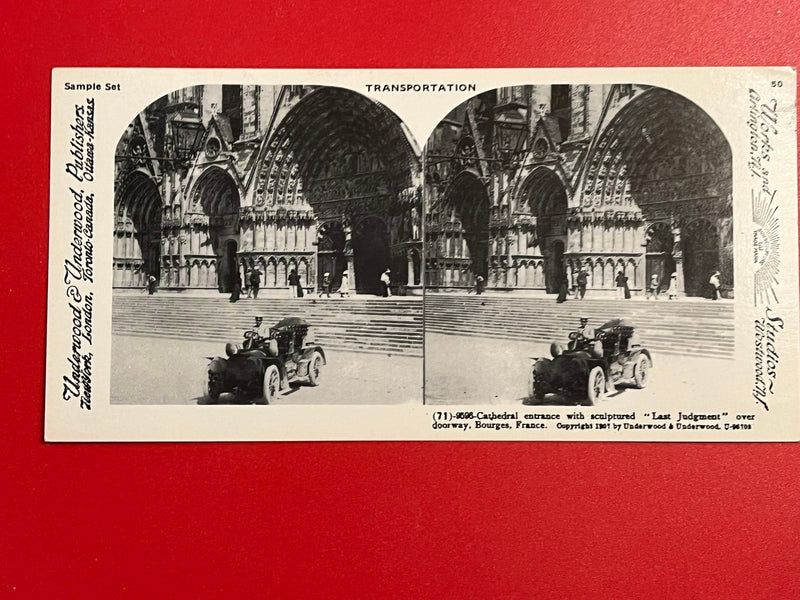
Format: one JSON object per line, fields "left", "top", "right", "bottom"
{"left": 207, "top": 357, "right": 228, "bottom": 374}
{"left": 621, "top": 349, "right": 652, "bottom": 379}
{"left": 301, "top": 345, "right": 326, "bottom": 365}
{"left": 630, "top": 348, "right": 652, "bottom": 367}
{"left": 585, "top": 357, "right": 610, "bottom": 379}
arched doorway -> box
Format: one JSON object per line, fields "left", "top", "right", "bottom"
{"left": 523, "top": 168, "right": 568, "bottom": 293}
{"left": 683, "top": 219, "right": 718, "bottom": 296}
{"left": 317, "top": 221, "right": 346, "bottom": 291}
{"left": 548, "top": 239, "right": 565, "bottom": 293}
{"left": 254, "top": 86, "right": 420, "bottom": 296}
{"left": 114, "top": 170, "right": 162, "bottom": 288}
{"left": 445, "top": 171, "right": 489, "bottom": 280}
{"left": 194, "top": 168, "right": 241, "bottom": 292}
{"left": 222, "top": 239, "right": 239, "bottom": 291}
{"left": 353, "top": 217, "right": 391, "bottom": 294}
{"left": 645, "top": 222, "right": 676, "bottom": 291}
{"left": 582, "top": 87, "right": 732, "bottom": 297}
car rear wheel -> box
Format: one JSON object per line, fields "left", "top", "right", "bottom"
{"left": 307, "top": 352, "right": 323, "bottom": 386}
{"left": 633, "top": 354, "right": 651, "bottom": 389}
{"left": 262, "top": 365, "right": 281, "bottom": 404}
{"left": 587, "top": 366, "right": 606, "bottom": 404}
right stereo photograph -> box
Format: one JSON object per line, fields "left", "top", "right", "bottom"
{"left": 423, "top": 83, "right": 733, "bottom": 406}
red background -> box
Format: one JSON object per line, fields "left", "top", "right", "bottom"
{"left": 2, "top": 1, "right": 799, "bottom": 598}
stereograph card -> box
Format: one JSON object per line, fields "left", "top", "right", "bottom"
{"left": 44, "top": 67, "right": 799, "bottom": 441}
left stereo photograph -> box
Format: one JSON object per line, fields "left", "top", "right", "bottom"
{"left": 111, "top": 84, "right": 424, "bottom": 407}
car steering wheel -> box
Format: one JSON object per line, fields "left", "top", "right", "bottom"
{"left": 570, "top": 331, "right": 586, "bottom": 344}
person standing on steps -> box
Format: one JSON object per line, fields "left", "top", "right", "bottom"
{"left": 319, "top": 272, "right": 331, "bottom": 298}
{"left": 288, "top": 269, "right": 300, "bottom": 298}
{"left": 709, "top": 270, "right": 721, "bottom": 300}
{"left": 615, "top": 270, "right": 626, "bottom": 299}
{"left": 667, "top": 272, "right": 678, "bottom": 300}
{"left": 244, "top": 269, "right": 251, "bottom": 298}
{"left": 249, "top": 268, "right": 262, "bottom": 299}
{"left": 339, "top": 269, "right": 350, "bottom": 297}
{"left": 147, "top": 274, "right": 157, "bottom": 295}
{"left": 556, "top": 272, "right": 569, "bottom": 303}
{"left": 229, "top": 272, "right": 242, "bottom": 303}
{"left": 646, "top": 272, "right": 660, "bottom": 300}
{"left": 576, "top": 268, "right": 588, "bottom": 300}
{"left": 380, "top": 269, "right": 392, "bottom": 297}
{"left": 475, "top": 274, "right": 485, "bottom": 295}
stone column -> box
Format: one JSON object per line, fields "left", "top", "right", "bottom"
{"left": 407, "top": 250, "right": 414, "bottom": 286}
{"left": 673, "top": 224, "right": 685, "bottom": 295}
{"left": 347, "top": 254, "right": 355, "bottom": 292}
{"left": 178, "top": 233, "right": 188, "bottom": 287}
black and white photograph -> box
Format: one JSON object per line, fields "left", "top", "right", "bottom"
{"left": 111, "top": 84, "right": 423, "bottom": 405}
{"left": 423, "top": 83, "right": 736, "bottom": 406}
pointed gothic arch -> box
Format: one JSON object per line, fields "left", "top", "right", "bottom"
{"left": 114, "top": 169, "right": 163, "bottom": 288}
{"left": 583, "top": 87, "right": 733, "bottom": 296}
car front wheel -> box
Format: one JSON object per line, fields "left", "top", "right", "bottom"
{"left": 633, "top": 354, "right": 651, "bottom": 389}
{"left": 527, "top": 367, "right": 545, "bottom": 401}
{"left": 307, "top": 352, "right": 323, "bottom": 386}
{"left": 262, "top": 365, "right": 281, "bottom": 404}
{"left": 587, "top": 366, "right": 606, "bottom": 404}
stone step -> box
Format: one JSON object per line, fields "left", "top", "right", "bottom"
{"left": 424, "top": 295, "right": 735, "bottom": 359}
{"left": 113, "top": 294, "right": 424, "bottom": 357}
{"left": 425, "top": 320, "right": 734, "bottom": 341}
{"left": 427, "top": 329, "right": 733, "bottom": 360}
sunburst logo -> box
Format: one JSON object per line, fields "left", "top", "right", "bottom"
{"left": 752, "top": 189, "right": 780, "bottom": 305}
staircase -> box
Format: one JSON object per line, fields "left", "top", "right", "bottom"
{"left": 113, "top": 294, "right": 423, "bottom": 357}
{"left": 424, "top": 294, "right": 735, "bottom": 360}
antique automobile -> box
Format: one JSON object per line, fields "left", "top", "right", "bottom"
{"left": 527, "top": 318, "right": 652, "bottom": 404}
{"left": 202, "top": 317, "right": 326, "bottom": 404}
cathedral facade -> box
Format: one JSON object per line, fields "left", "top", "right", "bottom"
{"left": 424, "top": 84, "right": 733, "bottom": 297}
{"left": 114, "top": 85, "right": 422, "bottom": 295}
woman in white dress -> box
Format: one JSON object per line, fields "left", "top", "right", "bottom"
{"left": 667, "top": 273, "right": 678, "bottom": 300}
{"left": 339, "top": 269, "right": 350, "bottom": 297}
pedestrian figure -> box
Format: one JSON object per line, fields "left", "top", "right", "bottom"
{"left": 615, "top": 270, "right": 626, "bottom": 299}
{"left": 646, "top": 273, "right": 660, "bottom": 300}
{"left": 249, "top": 268, "right": 262, "bottom": 299}
{"left": 229, "top": 272, "right": 242, "bottom": 303}
{"left": 667, "top": 272, "right": 678, "bottom": 300}
{"left": 475, "top": 274, "right": 485, "bottom": 295}
{"left": 147, "top": 274, "right": 157, "bottom": 295}
{"left": 709, "top": 270, "right": 721, "bottom": 300}
{"left": 288, "top": 269, "right": 299, "bottom": 298}
{"left": 576, "top": 268, "right": 588, "bottom": 300}
{"left": 319, "top": 272, "right": 331, "bottom": 298}
{"left": 556, "top": 272, "right": 569, "bottom": 303}
{"left": 380, "top": 269, "right": 392, "bottom": 297}
{"left": 623, "top": 275, "right": 631, "bottom": 299}
{"left": 339, "top": 269, "right": 350, "bottom": 297}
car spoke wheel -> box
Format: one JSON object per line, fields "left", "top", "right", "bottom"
{"left": 633, "top": 355, "right": 651, "bottom": 389}
{"left": 308, "top": 352, "right": 323, "bottom": 386}
{"left": 587, "top": 366, "right": 606, "bottom": 404}
{"left": 262, "top": 365, "right": 280, "bottom": 404}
